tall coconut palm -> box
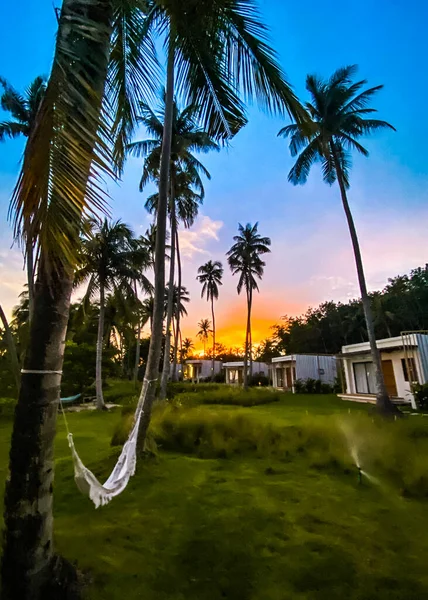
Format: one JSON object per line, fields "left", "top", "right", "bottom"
{"left": 136, "top": 0, "right": 305, "bottom": 450}
{"left": 278, "top": 65, "right": 397, "bottom": 414}
{"left": 129, "top": 96, "right": 218, "bottom": 398}
{"left": 197, "top": 260, "right": 223, "bottom": 380}
{"left": 0, "top": 75, "right": 46, "bottom": 322}
{"left": 197, "top": 318, "right": 212, "bottom": 358}
{"left": 75, "top": 219, "right": 148, "bottom": 409}
{"left": 131, "top": 236, "right": 154, "bottom": 385}
{"left": 146, "top": 168, "right": 205, "bottom": 384}
{"left": 2, "top": 4, "right": 158, "bottom": 594}
{"left": 227, "top": 223, "right": 271, "bottom": 389}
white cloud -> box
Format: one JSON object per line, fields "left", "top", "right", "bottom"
{"left": 179, "top": 214, "right": 223, "bottom": 259}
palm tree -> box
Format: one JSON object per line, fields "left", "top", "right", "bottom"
{"left": 227, "top": 223, "right": 271, "bottom": 389}
{"left": 0, "top": 75, "right": 46, "bottom": 322}
{"left": 182, "top": 337, "right": 194, "bottom": 361}
{"left": 75, "top": 219, "right": 144, "bottom": 409}
{"left": 197, "top": 260, "right": 224, "bottom": 380}
{"left": 146, "top": 168, "right": 205, "bottom": 383}
{"left": 136, "top": 0, "right": 305, "bottom": 450}
{"left": 278, "top": 65, "right": 397, "bottom": 415}
{"left": 129, "top": 96, "right": 218, "bottom": 398}
{"left": 197, "top": 319, "right": 212, "bottom": 358}
{"left": 2, "top": 4, "right": 159, "bottom": 594}
{"left": 128, "top": 236, "right": 154, "bottom": 385}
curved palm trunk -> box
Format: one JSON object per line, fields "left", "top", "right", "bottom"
{"left": 2, "top": 269, "right": 77, "bottom": 599}
{"left": 1, "top": 1, "right": 113, "bottom": 595}
{"left": 95, "top": 281, "right": 106, "bottom": 409}
{"left": 160, "top": 198, "right": 176, "bottom": 400}
{"left": 332, "top": 147, "right": 398, "bottom": 415}
{"left": 133, "top": 283, "right": 141, "bottom": 387}
{"left": 0, "top": 304, "right": 20, "bottom": 391}
{"left": 137, "top": 44, "right": 175, "bottom": 451}
{"left": 171, "top": 228, "right": 181, "bottom": 382}
{"left": 211, "top": 296, "right": 216, "bottom": 382}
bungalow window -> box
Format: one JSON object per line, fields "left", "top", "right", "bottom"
{"left": 401, "top": 358, "right": 418, "bottom": 383}
{"left": 276, "top": 368, "right": 284, "bottom": 387}
{"left": 353, "top": 361, "right": 376, "bottom": 394}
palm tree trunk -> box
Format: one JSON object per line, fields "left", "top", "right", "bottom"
{"left": 1, "top": 0, "right": 113, "bottom": 594}
{"left": 1, "top": 268, "right": 77, "bottom": 599}
{"left": 243, "top": 292, "right": 250, "bottom": 390}
{"left": 211, "top": 296, "right": 216, "bottom": 382}
{"left": 171, "top": 228, "right": 181, "bottom": 382}
{"left": 160, "top": 185, "right": 176, "bottom": 400}
{"left": 332, "top": 147, "right": 398, "bottom": 414}
{"left": 249, "top": 287, "right": 253, "bottom": 379}
{"left": 133, "top": 282, "right": 141, "bottom": 387}
{"left": 137, "top": 42, "right": 175, "bottom": 450}
{"left": 26, "top": 233, "right": 35, "bottom": 324}
{"left": 0, "top": 304, "right": 20, "bottom": 391}
{"left": 95, "top": 281, "right": 106, "bottom": 410}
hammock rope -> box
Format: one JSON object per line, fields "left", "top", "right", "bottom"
{"left": 60, "top": 377, "right": 157, "bottom": 508}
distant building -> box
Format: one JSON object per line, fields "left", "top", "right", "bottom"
{"left": 271, "top": 354, "right": 337, "bottom": 392}
{"left": 223, "top": 361, "right": 269, "bottom": 385}
{"left": 182, "top": 359, "right": 223, "bottom": 382}
{"left": 338, "top": 333, "right": 428, "bottom": 407}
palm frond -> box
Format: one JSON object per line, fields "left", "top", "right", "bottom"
{"left": 107, "top": 0, "right": 160, "bottom": 175}
{"left": 0, "top": 121, "right": 27, "bottom": 141}
{"left": 9, "top": 0, "right": 115, "bottom": 274}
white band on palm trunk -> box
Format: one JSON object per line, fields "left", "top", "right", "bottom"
{"left": 21, "top": 369, "right": 63, "bottom": 375}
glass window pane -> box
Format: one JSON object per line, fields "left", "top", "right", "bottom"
{"left": 354, "top": 363, "right": 368, "bottom": 394}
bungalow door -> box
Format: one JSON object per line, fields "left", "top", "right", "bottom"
{"left": 286, "top": 367, "right": 292, "bottom": 389}
{"left": 381, "top": 360, "right": 398, "bottom": 397}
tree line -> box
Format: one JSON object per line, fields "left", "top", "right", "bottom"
{"left": 255, "top": 265, "right": 428, "bottom": 360}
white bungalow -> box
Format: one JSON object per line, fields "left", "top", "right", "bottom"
{"left": 223, "top": 361, "right": 269, "bottom": 385}
{"left": 271, "top": 354, "right": 337, "bottom": 392}
{"left": 338, "top": 333, "right": 428, "bottom": 407}
{"left": 182, "top": 359, "right": 222, "bottom": 382}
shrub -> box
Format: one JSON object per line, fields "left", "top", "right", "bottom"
{"left": 177, "top": 387, "right": 282, "bottom": 407}
{"left": 213, "top": 371, "right": 226, "bottom": 383}
{"left": 248, "top": 373, "right": 270, "bottom": 387}
{"left": 0, "top": 397, "right": 16, "bottom": 419}
{"left": 294, "top": 378, "right": 334, "bottom": 394}
{"left": 413, "top": 383, "right": 428, "bottom": 410}
{"left": 167, "top": 382, "right": 223, "bottom": 398}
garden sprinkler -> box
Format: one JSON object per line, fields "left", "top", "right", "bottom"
{"left": 358, "top": 466, "right": 362, "bottom": 485}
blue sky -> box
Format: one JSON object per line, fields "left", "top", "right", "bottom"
{"left": 1, "top": 0, "right": 427, "bottom": 348}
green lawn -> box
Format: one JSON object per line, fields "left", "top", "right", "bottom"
{"left": 1, "top": 389, "right": 428, "bottom": 599}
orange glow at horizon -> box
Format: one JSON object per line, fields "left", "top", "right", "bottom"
{"left": 181, "top": 310, "right": 291, "bottom": 352}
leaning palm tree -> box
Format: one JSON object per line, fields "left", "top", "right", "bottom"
{"left": 129, "top": 95, "right": 218, "bottom": 399}
{"left": 75, "top": 219, "right": 142, "bottom": 409}
{"left": 0, "top": 75, "right": 46, "bottom": 322}
{"left": 2, "top": 4, "right": 158, "bottom": 594}
{"left": 136, "top": 0, "right": 305, "bottom": 450}
{"left": 197, "top": 260, "right": 224, "bottom": 380}
{"left": 227, "top": 223, "right": 271, "bottom": 389}
{"left": 278, "top": 65, "right": 397, "bottom": 414}
{"left": 197, "top": 318, "right": 212, "bottom": 358}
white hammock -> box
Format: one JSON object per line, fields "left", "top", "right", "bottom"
{"left": 62, "top": 378, "right": 155, "bottom": 509}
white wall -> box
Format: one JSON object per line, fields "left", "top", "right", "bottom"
{"left": 343, "top": 350, "right": 424, "bottom": 403}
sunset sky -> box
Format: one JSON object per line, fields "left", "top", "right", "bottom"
{"left": 1, "top": 1, "right": 428, "bottom": 351}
